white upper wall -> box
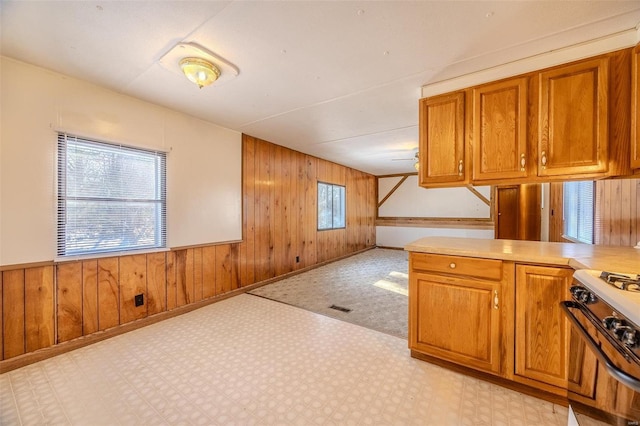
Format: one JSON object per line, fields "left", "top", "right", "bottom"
{"left": 377, "top": 176, "right": 493, "bottom": 248}
{"left": 0, "top": 57, "right": 242, "bottom": 266}
{"left": 378, "top": 176, "right": 491, "bottom": 218}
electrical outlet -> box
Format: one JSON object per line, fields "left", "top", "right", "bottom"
{"left": 134, "top": 293, "right": 144, "bottom": 307}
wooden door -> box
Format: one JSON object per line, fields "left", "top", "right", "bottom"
{"left": 410, "top": 271, "right": 501, "bottom": 374}
{"left": 495, "top": 186, "right": 519, "bottom": 240}
{"left": 418, "top": 92, "right": 466, "bottom": 186}
{"left": 538, "top": 57, "right": 609, "bottom": 177}
{"left": 472, "top": 77, "right": 528, "bottom": 182}
{"left": 632, "top": 44, "right": 640, "bottom": 170}
{"left": 515, "top": 265, "right": 573, "bottom": 390}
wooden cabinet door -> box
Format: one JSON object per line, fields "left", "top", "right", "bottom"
{"left": 472, "top": 77, "right": 528, "bottom": 182}
{"left": 418, "top": 92, "right": 466, "bottom": 186}
{"left": 515, "top": 265, "right": 573, "bottom": 390}
{"left": 538, "top": 57, "right": 609, "bottom": 177}
{"left": 632, "top": 44, "right": 640, "bottom": 170}
{"left": 409, "top": 271, "right": 501, "bottom": 374}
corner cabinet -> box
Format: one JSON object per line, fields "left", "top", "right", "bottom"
{"left": 418, "top": 92, "right": 467, "bottom": 187}
{"left": 632, "top": 44, "right": 640, "bottom": 170}
{"left": 514, "top": 265, "right": 573, "bottom": 394}
{"left": 409, "top": 253, "right": 511, "bottom": 375}
{"left": 538, "top": 57, "right": 609, "bottom": 177}
{"left": 472, "top": 77, "right": 529, "bottom": 182}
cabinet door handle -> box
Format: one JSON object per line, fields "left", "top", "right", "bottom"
{"left": 520, "top": 153, "right": 526, "bottom": 171}
{"left": 494, "top": 290, "right": 499, "bottom": 310}
{"left": 449, "top": 262, "right": 456, "bottom": 269}
{"left": 458, "top": 160, "right": 463, "bottom": 176}
{"left": 540, "top": 151, "right": 547, "bottom": 169}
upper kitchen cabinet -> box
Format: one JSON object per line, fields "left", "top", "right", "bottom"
{"left": 472, "top": 77, "right": 529, "bottom": 182}
{"left": 538, "top": 57, "right": 609, "bottom": 177}
{"left": 632, "top": 44, "right": 640, "bottom": 170}
{"left": 418, "top": 92, "right": 467, "bottom": 187}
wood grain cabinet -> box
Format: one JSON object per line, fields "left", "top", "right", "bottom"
{"left": 514, "top": 264, "right": 573, "bottom": 394}
{"left": 418, "top": 92, "right": 467, "bottom": 187}
{"left": 538, "top": 57, "right": 609, "bottom": 177}
{"left": 472, "top": 77, "right": 529, "bottom": 182}
{"left": 632, "top": 44, "right": 640, "bottom": 170}
{"left": 409, "top": 253, "right": 506, "bottom": 375}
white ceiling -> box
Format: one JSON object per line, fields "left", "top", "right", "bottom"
{"left": 2, "top": 1, "right": 640, "bottom": 176}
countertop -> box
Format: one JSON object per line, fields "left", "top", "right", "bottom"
{"left": 404, "top": 236, "right": 640, "bottom": 273}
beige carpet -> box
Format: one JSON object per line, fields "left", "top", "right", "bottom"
{"left": 248, "top": 248, "right": 409, "bottom": 338}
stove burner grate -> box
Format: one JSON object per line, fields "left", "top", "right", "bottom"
{"left": 599, "top": 271, "right": 640, "bottom": 292}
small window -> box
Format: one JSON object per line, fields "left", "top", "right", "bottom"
{"left": 563, "top": 181, "right": 594, "bottom": 244}
{"left": 317, "top": 182, "right": 346, "bottom": 230}
{"left": 57, "top": 133, "right": 166, "bottom": 256}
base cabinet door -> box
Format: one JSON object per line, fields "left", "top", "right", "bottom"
{"left": 514, "top": 265, "right": 573, "bottom": 391}
{"left": 410, "top": 271, "right": 501, "bottom": 374}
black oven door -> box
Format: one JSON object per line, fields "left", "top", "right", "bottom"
{"left": 562, "top": 301, "right": 640, "bottom": 426}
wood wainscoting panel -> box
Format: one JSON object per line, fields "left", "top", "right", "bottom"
{"left": 57, "top": 262, "right": 83, "bottom": 343}
{"left": 97, "top": 258, "right": 119, "bottom": 331}
{"left": 166, "top": 251, "right": 177, "bottom": 310}
{"left": 174, "top": 249, "right": 192, "bottom": 307}
{"left": 2, "top": 269, "right": 25, "bottom": 359}
{"left": 146, "top": 252, "right": 167, "bottom": 316}
{"left": 82, "top": 260, "right": 99, "bottom": 334}
{"left": 193, "top": 247, "right": 204, "bottom": 303}
{"left": 202, "top": 246, "right": 216, "bottom": 299}
{"left": 119, "top": 254, "right": 147, "bottom": 324}
{"left": 215, "top": 244, "right": 233, "bottom": 296}
{"left": 0, "top": 272, "right": 3, "bottom": 360}
{"left": 24, "top": 266, "right": 55, "bottom": 352}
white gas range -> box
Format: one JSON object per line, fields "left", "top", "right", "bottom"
{"left": 565, "top": 269, "right": 640, "bottom": 425}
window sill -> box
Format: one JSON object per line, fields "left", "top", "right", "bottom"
{"left": 55, "top": 247, "right": 169, "bottom": 264}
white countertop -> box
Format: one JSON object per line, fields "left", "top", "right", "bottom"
{"left": 404, "top": 236, "right": 640, "bottom": 272}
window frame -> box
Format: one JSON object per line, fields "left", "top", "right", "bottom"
{"left": 317, "top": 181, "right": 346, "bottom": 231}
{"left": 57, "top": 133, "right": 167, "bottom": 257}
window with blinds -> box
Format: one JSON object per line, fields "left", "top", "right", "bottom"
{"left": 57, "top": 133, "right": 166, "bottom": 256}
{"left": 563, "top": 180, "right": 594, "bottom": 244}
{"left": 317, "top": 182, "right": 346, "bottom": 230}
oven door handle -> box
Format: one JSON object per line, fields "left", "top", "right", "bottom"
{"left": 561, "top": 301, "right": 640, "bottom": 393}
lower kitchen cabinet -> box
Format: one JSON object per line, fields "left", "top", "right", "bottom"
{"left": 409, "top": 253, "right": 510, "bottom": 375}
{"left": 514, "top": 265, "right": 573, "bottom": 393}
{"left": 409, "top": 251, "right": 577, "bottom": 397}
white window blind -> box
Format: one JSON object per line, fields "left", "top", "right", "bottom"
{"left": 57, "top": 133, "right": 166, "bottom": 256}
{"left": 563, "top": 180, "right": 594, "bottom": 244}
{"left": 318, "top": 182, "right": 346, "bottom": 230}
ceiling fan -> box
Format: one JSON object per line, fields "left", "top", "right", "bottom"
{"left": 391, "top": 150, "right": 420, "bottom": 171}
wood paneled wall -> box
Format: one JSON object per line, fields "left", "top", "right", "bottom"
{"left": 595, "top": 178, "right": 640, "bottom": 246}
{"left": 0, "top": 134, "right": 376, "bottom": 364}
{"left": 549, "top": 179, "right": 640, "bottom": 246}
{"left": 239, "top": 135, "right": 376, "bottom": 287}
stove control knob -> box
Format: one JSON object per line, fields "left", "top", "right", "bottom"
{"left": 570, "top": 286, "right": 584, "bottom": 298}
{"left": 620, "top": 328, "right": 638, "bottom": 347}
{"left": 603, "top": 316, "right": 624, "bottom": 331}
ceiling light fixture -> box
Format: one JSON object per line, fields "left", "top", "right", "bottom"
{"left": 179, "top": 57, "right": 220, "bottom": 89}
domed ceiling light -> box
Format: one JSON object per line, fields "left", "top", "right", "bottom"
{"left": 179, "top": 57, "right": 221, "bottom": 89}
